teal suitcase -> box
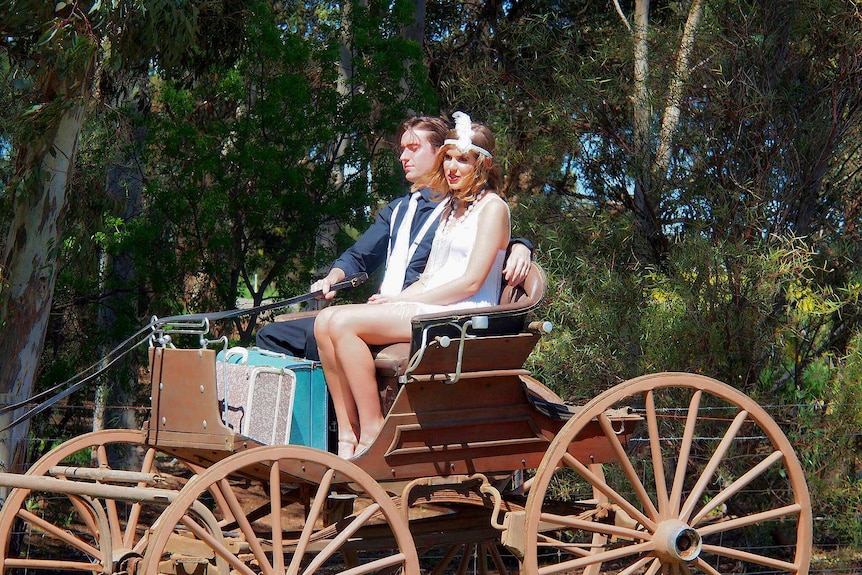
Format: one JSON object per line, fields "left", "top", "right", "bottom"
{"left": 216, "top": 347, "right": 330, "bottom": 451}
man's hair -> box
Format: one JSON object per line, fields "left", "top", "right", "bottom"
{"left": 397, "top": 116, "right": 450, "bottom": 150}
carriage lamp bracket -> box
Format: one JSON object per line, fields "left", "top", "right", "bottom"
{"left": 403, "top": 316, "right": 489, "bottom": 384}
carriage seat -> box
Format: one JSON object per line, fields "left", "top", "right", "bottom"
{"left": 372, "top": 262, "right": 547, "bottom": 378}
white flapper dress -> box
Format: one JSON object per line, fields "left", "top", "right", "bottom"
{"left": 388, "top": 192, "right": 508, "bottom": 319}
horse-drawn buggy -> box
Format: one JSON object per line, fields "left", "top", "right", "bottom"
{"left": 0, "top": 263, "right": 812, "bottom": 574}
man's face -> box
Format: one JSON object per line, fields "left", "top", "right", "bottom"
{"left": 399, "top": 129, "right": 438, "bottom": 183}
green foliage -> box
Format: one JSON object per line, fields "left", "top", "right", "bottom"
{"left": 136, "top": 0, "right": 434, "bottom": 343}
{"left": 522, "top": 197, "right": 645, "bottom": 402}
{"left": 781, "top": 332, "right": 862, "bottom": 546}
{"left": 3, "top": 0, "right": 861, "bottom": 552}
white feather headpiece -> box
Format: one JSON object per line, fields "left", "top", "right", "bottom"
{"left": 444, "top": 111, "right": 493, "bottom": 158}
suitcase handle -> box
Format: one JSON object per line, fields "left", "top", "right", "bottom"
{"left": 224, "top": 346, "right": 249, "bottom": 365}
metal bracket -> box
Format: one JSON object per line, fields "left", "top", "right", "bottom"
{"left": 402, "top": 315, "right": 489, "bottom": 384}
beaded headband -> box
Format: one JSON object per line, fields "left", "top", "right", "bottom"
{"left": 443, "top": 111, "right": 493, "bottom": 159}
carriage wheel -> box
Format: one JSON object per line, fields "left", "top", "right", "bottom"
{"left": 0, "top": 429, "right": 184, "bottom": 575}
{"left": 141, "top": 444, "right": 419, "bottom": 575}
{"left": 522, "top": 372, "right": 812, "bottom": 575}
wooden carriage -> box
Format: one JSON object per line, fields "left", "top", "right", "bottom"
{"left": 0, "top": 264, "right": 812, "bottom": 575}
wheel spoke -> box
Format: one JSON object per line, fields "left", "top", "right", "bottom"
{"left": 428, "top": 543, "right": 462, "bottom": 575}
{"left": 616, "top": 556, "right": 653, "bottom": 575}
{"left": 536, "top": 533, "right": 595, "bottom": 558}
{"left": 302, "top": 502, "right": 382, "bottom": 575}
{"left": 597, "top": 412, "right": 660, "bottom": 522}
{"left": 218, "top": 476, "right": 273, "bottom": 574}
{"left": 270, "top": 462, "right": 284, "bottom": 575}
{"left": 701, "top": 543, "right": 800, "bottom": 572}
{"left": 455, "top": 543, "right": 473, "bottom": 575}
{"left": 68, "top": 494, "right": 101, "bottom": 537}
{"left": 645, "top": 390, "right": 669, "bottom": 517}
{"left": 690, "top": 450, "right": 784, "bottom": 526}
{"left": 561, "top": 452, "right": 655, "bottom": 531}
{"left": 287, "top": 468, "right": 335, "bottom": 575}
{"left": 478, "top": 542, "right": 489, "bottom": 575}
{"left": 692, "top": 556, "right": 724, "bottom": 575}
{"left": 96, "top": 444, "right": 124, "bottom": 545}
{"left": 679, "top": 410, "right": 748, "bottom": 523}
{"left": 17, "top": 508, "right": 101, "bottom": 558}
{"left": 124, "top": 446, "right": 157, "bottom": 549}
{"left": 485, "top": 541, "right": 510, "bottom": 575}
{"left": 180, "top": 513, "right": 257, "bottom": 575}
{"left": 537, "top": 541, "right": 653, "bottom": 575}
{"left": 698, "top": 503, "right": 802, "bottom": 537}
{"left": 540, "top": 511, "right": 648, "bottom": 541}
{"left": 337, "top": 554, "right": 409, "bottom": 575}
{"left": 2, "top": 558, "right": 105, "bottom": 572}
{"left": 668, "top": 390, "right": 701, "bottom": 515}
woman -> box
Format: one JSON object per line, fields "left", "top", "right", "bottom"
{"left": 314, "top": 112, "right": 511, "bottom": 458}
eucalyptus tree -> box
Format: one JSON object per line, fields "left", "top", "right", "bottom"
{"left": 424, "top": 0, "right": 862, "bottom": 393}
{"left": 0, "top": 0, "right": 244, "bottom": 472}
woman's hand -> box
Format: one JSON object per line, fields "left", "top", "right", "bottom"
{"left": 367, "top": 293, "right": 399, "bottom": 304}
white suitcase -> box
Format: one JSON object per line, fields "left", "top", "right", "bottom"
{"left": 215, "top": 347, "right": 296, "bottom": 445}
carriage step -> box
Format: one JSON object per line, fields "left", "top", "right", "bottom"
{"left": 49, "top": 466, "right": 162, "bottom": 485}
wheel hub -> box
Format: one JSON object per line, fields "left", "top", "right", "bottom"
{"left": 653, "top": 520, "right": 702, "bottom": 563}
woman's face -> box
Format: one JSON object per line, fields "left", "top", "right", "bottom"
{"left": 442, "top": 147, "right": 477, "bottom": 192}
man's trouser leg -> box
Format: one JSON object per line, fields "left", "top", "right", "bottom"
{"left": 255, "top": 315, "right": 320, "bottom": 361}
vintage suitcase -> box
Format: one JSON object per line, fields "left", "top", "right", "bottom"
{"left": 216, "top": 347, "right": 329, "bottom": 451}
{"left": 215, "top": 348, "right": 296, "bottom": 446}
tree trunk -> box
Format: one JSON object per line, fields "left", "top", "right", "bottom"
{"left": 92, "top": 87, "right": 147, "bottom": 435}
{"left": 400, "top": 0, "right": 425, "bottom": 45}
{"left": 654, "top": 0, "right": 704, "bottom": 179}
{"left": 0, "top": 103, "right": 87, "bottom": 478}
{"left": 632, "top": 0, "right": 651, "bottom": 156}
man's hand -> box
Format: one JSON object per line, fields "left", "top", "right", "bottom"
{"left": 503, "top": 242, "right": 532, "bottom": 286}
{"left": 311, "top": 269, "right": 347, "bottom": 300}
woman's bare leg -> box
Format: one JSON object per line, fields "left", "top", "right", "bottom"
{"left": 315, "top": 307, "right": 360, "bottom": 457}
{"left": 324, "top": 304, "right": 413, "bottom": 452}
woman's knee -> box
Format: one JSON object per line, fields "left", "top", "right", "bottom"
{"left": 325, "top": 311, "right": 361, "bottom": 345}
{"left": 314, "top": 307, "right": 335, "bottom": 339}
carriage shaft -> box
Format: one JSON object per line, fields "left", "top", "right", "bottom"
{"left": 0, "top": 471, "right": 175, "bottom": 504}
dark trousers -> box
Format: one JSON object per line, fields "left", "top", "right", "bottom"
{"left": 255, "top": 315, "right": 320, "bottom": 361}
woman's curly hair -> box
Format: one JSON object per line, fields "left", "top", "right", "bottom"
{"left": 415, "top": 122, "right": 504, "bottom": 206}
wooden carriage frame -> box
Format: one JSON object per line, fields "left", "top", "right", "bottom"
{"left": 0, "top": 263, "right": 813, "bottom": 575}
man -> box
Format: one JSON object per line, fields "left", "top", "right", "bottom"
{"left": 255, "top": 116, "right": 532, "bottom": 359}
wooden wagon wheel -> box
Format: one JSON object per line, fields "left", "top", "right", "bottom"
{"left": 0, "top": 429, "right": 185, "bottom": 575}
{"left": 141, "top": 444, "right": 419, "bottom": 575}
{"left": 522, "top": 372, "right": 812, "bottom": 575}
